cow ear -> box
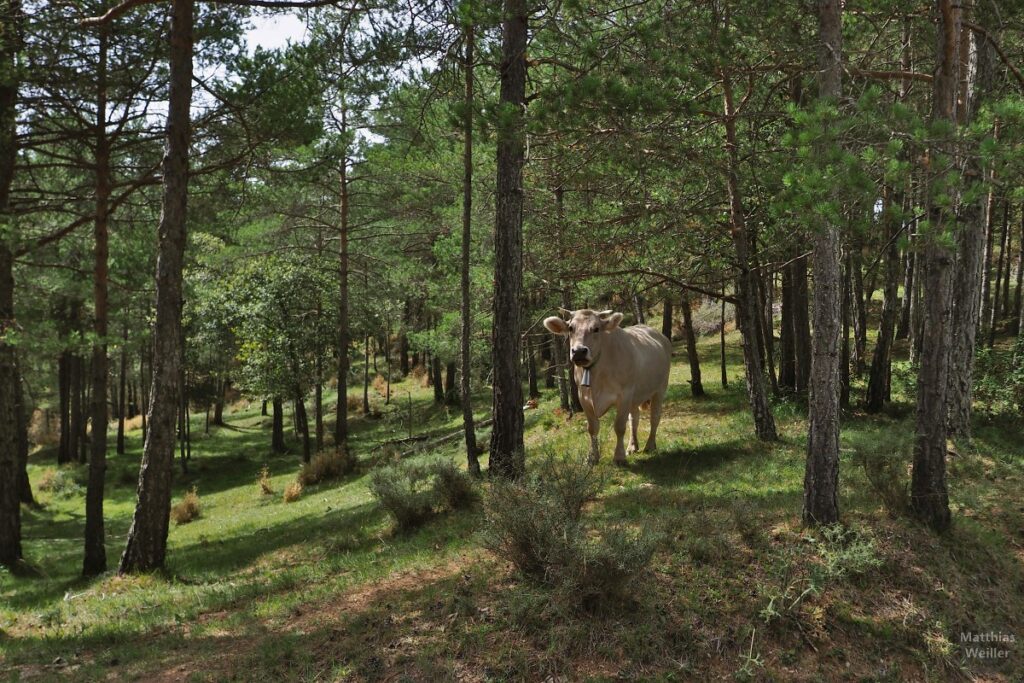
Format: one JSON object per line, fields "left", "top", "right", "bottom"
{"left": 544, "top": 317, "right": 569, "bottom": 335}
{"left": 603, "top": 312, "right": 624, "bottom": 331}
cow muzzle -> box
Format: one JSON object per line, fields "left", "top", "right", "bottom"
{"left": 570, "top": 346, "right": 590, "bottom": 366}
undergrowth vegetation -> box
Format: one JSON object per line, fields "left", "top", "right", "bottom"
{"left": 5, "top": 331, "right": 1024, "bottom": 681}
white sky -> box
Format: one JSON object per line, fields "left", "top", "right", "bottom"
{"left": 246, "top": 13, "right": 310, "bottom": 54}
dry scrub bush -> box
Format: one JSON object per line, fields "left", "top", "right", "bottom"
{"left": 429, "top": 459, "right": 477, "bottom": 510}
{"left": 38, "top": 467, "right": 85, "bottom": 498}
{"left": 257, "top": 466, "right": 274, "bottom": 495}
{"left": 298, "top": 448, "right": 357, "bottom": 486}
{"left": 368, "top": 458, "right": 477, "bottom": 532}
{"left": 171, "top": 487, "right": 201, "bottom": 525}
{"left": 346, "top": 394, "right": 363, "bottom": 413}
{"left": 283, "top": 480, "right": 303, "bottom": 502}
{"left": 482, "top": 453, "right": 657, "bottom": 608}
{"left": 369, "top": 461, "right": 436, "bottom": 531}
{"left": 372, "top": 374, "right": 388, "bottom": 397}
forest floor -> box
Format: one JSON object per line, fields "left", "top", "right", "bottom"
{"left": 3, "top": 330, "right": 1024, "bottom": 682}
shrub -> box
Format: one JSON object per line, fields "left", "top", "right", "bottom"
{"left": 257, "top": 466, "right": 274, "bottom": 495}
{"left": 171, "top": 487, "right": 201, "bottom": 525}
{"left": 429, "top": 459, "right": 477, "bottom": 510}
{"left": 368, "top": 461, "right": 436, "bottom": 531}
{"left": 481, "top": 453, "right": 657, "bottom": 608}
{"left": 346, "top": 394, "right": 363, "bottom": 413}
{"left": 815, "top": 524, "right": 883, "bottom": 581}
{"left": 283, "top": 480, "right": 303, "bottom": 503}
{"left": 372, "top": 374, "right": 389, "bottom": 397}
{"left": 37, "top": 467, "right": 85, "bottom": 498}
{"left": 854, "top": 448, "right": 909, "bottom": 515}
{"left": 298, "top": 448, "right": 357, "bottom": 486}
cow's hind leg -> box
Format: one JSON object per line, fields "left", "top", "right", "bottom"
{"left": 643, "top": 393, "right": 664, "bottom": 453}
{"left": 613, "top": 407, "right": 629, "bottom": 465}
{"left": 627, "top": 407, "right": 640, "bottom": 454}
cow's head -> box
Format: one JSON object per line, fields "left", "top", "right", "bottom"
{"left": 543, "top": 309, "right": 624, "bottom": 368}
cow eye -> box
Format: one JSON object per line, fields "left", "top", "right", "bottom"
{"left": 568, "top": 324, "right": 575, "bottom": 332}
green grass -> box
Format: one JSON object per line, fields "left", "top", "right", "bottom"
{"left": 3, "top": 330, "right": 1023, "bottom": 682}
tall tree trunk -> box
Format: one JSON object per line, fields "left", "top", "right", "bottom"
{"left": 118, "top": 0, "right": 193, "bottom": 574}
{"left": 335, "top": 101, "right": 350, "bottom": 451}
{"left": 84, "top": 26, "right": 111, "bottom": 575}
{"left": 58, "top": 350, "right": 71, "bottom": 463}
{"left": 562, "top": 290, "right": 583, "bottom": 414}
{"left": 445, "top": 361, "right": 457, "bottom": 404}
{"left": 553, "top": 335, "right": 570, "bottom": 412}
{"left": 866, "top": 190, "right": 901, "bottom": 413}
{"left": 1001, "top": 215, "right": 1012, "bottom": 317}
{"left": 792, "top": 256, "right": 812, "bottom": 393}
{"left": 295, "top": 395, "right": 310, "bottom": 464}
{"left": 803, "top": 0, "right": 843, "bottom": 527}
{"left": 911, "top": 0, "right": 958, "bottom": 533}
{"left": 271, "top": 397, "right": 285, "bottom": 453}
{"left": 988, "top": 199, "right": 1009, "bottom": 347}
{"left": 841, "top": 255, "right": 851, "bottom": 409}
{"left": 897, "top": 241, "right": 916, "bottom": 340}
{"left": 720, "top": 289, "right": 729, "bottom": 389}
{"left": 489, "top": 0, "right": 527, "bottom": 478}
{"left": 116, "top": 322, "right": 127, "bottom": 455}
{"left": 851, "top": 248, "right": 867, "bottom": 377}
{"left": 661, "top": 297, "right": 673, "bottom": 340}
{"left": 139, "top": 346, "right": 147, "bottom": 442}
{"left": 212, "top": 380, "right": 225, "bottom": 426}
{"left": 432, "top": 354, "right": 443, "bottom": 404}
{"left": 779, "top": 261, "right": 796, "bottom": 390}
{"left": 70, "top": 346, "right": 84, "bottom": 464}
{"left": 946, "top": 20, "right": 993, "bottom": 439}
{"left": 0, "top": 0, "right": 25, "bottom": 566}
{"left": 979, "top": 192, "right": 996, "bottom": 336}
{"left": 362, "top": 334, "right": 370, "bottom": 414}
{"left": 722, "top": 71, "right": 777, "bottom": 441}
{"left": 526, "top": 338, "right": 539, "bottom": 399}
{"left": 458, "top": 21, "right": 477, "bottom": 473}
{"left": 681, "top": 290, "right": 704, "bottom": 397}
{"left": 1014, "top": 205, "right": 1023, "bottom": 334}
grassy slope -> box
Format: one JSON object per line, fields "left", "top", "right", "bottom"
{"left": 2, "top": 331, "right": 1023, "bottom": 682}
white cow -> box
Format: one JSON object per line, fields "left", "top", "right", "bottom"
{"left": 544, "top": 309, "right": 672, "bottom": 464}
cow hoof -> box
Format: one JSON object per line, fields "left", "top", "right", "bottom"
{"left": 627, "top": 444, "right": 638, "bottom": 455}
{"left": 643, "top": 442, "right": 657, "bottom": 454}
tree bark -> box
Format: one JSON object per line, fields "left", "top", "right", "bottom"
{"left": 720, "top": 289, "right": 728, "bottom": 389}
{"left": 362, "top": 334, "right": 370, "bottom": 414}
{"left": 866, "top": 190, "right": 901, "bottom": 413}
{"left": 792, "top": 255, "right": 812, "bottom": 393}
{"left": 295, "top": 396, "right": 310, "bottom": 463}
{"left": 335, "top": 97, "right": 350, "bottom": 451}
{"left": 841, "top": 254, "right": 851, "bottom": 408}
{"left": 432, "top": 354, "right": 444, "bottom": 403}
{"left": 489, "top": 0, "right": 527, "bottom": 478}
{"left": 681, "top": 290, "right": 704, "bottom": 397}
{"left": 116, "top": 322, "right": 127, "bottom": 455}
{"left": 851, "top": 248, "right": 867, "bottom": 377}
{"left": 84, "top": 26, "right": 111, "bottom": 576}
{"left": 722, "top": 71, "right": 777, "bottom": 441}
{"left": 271, "top": 397, "right": 285, "bottom": 453}
{"left": 946, "top": 20, "right": 993, "bottom": 439}
{"left": 0, "top": 0, "right": 27, "bottom": 568}
{"left": 119, "top": 0, "right": 193, "bottom": 574}
{"left": 803, "top": 0, "right": 843, "bottom": 527}
{"left": 526, "top": 338, "right": 539, "bottom": 399}
{"left": 1014, "top": 205, "right": 1023, "bottom": 334}
{"left": 661, "top": 297, "right": 673, "bottom": 340}
{"left": 988, "top": 199, "right": 1009, "bottom": 347}
{"left": 911, "top": 0, "right": 958, "bottom": 533}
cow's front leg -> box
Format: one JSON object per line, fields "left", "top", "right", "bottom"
{"left": 612, "top": 407, "right": 629, "bottom": 465}
{"left": 585, "top": 409, "right": 601, "bottom": 464}
{"left": 627, "top": 407, "right": 640, "bottom": 454}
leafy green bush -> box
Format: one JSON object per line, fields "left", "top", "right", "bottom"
{"left": 973, "top": 341, "right": 1024, "bottom": 415}
{"left": 369, "top": 461, "right": 437, "bottom": 531}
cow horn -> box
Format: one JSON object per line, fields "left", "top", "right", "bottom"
{"left": 558, "top": 307, "right": 573, "bottom": 316}
{"left": 597, "top": 309, "right": 614, "bottom": 317}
